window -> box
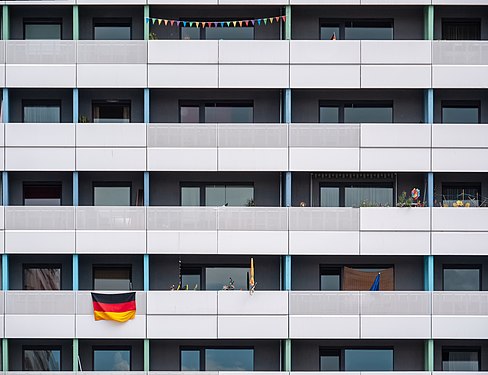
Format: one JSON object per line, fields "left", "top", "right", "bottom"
{"left": 93, "top": 101, "right": 131, "bottom": 123}
{"left": 319, "top": 183, "right": 394, "bottom": 208}
{"left": 180, "top": 348, "right": 254, "bottom": 371}
{"left": 442, "top": 348, "right": 480, "bottom": 371}
{"left": 180, "top": 184, "right": 254, "bottom": 207}
{"left": 345, "top": 349, "right": 393, "bottom": 371}
{"left": 441, "top": 101, "right": 480, "bottom": 124}
{"left": 320, "top": 268, "right": 341, "bottom": 291}
{"left": 181, "top": 268, "right": 202, "bottom": 290}
{"left": 93, "top": 266, "right": 132, "bottom": 290}
{"left": 23, "top": 183, "right": 62, "bottom": 206}
{"left": 180, "top": 102, "right": 254, "bottom": 123}
{"left": 321, "top": 19, "right": 393, "bottom": 40}
{"left": 23, "top": 264, "right": 61, "bottom": 290}
{"left": 442, "top": 19, "right": 481, "bottom": 40}
{"left": 93, "top": 183, "right": 131, "bottom": 206}
{"left": 93, "top": 19, "right": 131, "bottom": 40}
{"left": 93, "top": 348, "right": 131, "bottom": 371}
{"left": 181, "top": 23, "right": 254, "bottom": 40}
{"left": 320, "top": 349, "right": 341, "bottom": 371}
{"left": 22, "top": 100, "right": 61, "bottom": 123}
{"left": 443, "top": 266, "right": 481, "bottom": 291}
{"left": 23, "top": 346, "right": 61, "bottom": 371}
{"left": 320, "top": 102, "right": 393, "bottom": 123}
{"left": 442, "top": 184, "right": 481, "bottom": 207}
{"left": 343, "top": 266, "right": 394, "bottom": 291}
{"left": 24, "top": 19, "right": 62, "bottom": 40}
{"left": 180, "top": 265, "right": 250, "bottom": 290}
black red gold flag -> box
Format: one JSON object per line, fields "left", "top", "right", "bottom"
{"left": 91, "top": 292, "right": 136, "bottom": 323}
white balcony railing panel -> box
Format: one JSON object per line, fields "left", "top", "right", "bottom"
{"left": 6, "top": 65, "right": 76, "bottom": 88}
{"left": 360, "top": 207, "right": 431, "bottom": 231}
{"left": 218, "top": 291, "right": 288, "bottom": 315}
{"left": 433, "top": 41, "right": 488, "bottom": 65}
{"left": 6, "top": 207, "right": 75, "bottom": 230}
{"left": 148, "top": 124, "right": 217, "bottom": 148}
{"left": 76, "top": 123, "right": 146, "bottom": 147}
{"left": 289, "top": 208, "right": 359, "bottom": 231}
{"left": 148, "top": 40, "right": 218, "bottom": 64}
{"left": 76, "top": 148, "right": 147, "bottom": 171}
{"left": 147, "top": 315, "right": 218, "bottom": 339}
{"left": 76, "top": 231, "right": 146, "bottom": 254}
{"left": 433, "top": 316, "right": 488, "bottom": 339}
{"left": 432, "top": 232, "right": 488, "bottom": 255}
{"left": 361, "top": 124, "right": 431, "bottom": 148}
{"left": 6, "top": 41, "right": 75, "bottom": 64}
{"left": 289, "top": 292, "right": 360, "bottom": 315}
{"left": 432, "top": 207, "right": 488, "bottom": 231}
{"left": 289, "top": 148, "right": 360, "bottom": 171}
{"left": 0, "top": 40, "right": 5, "bottom": 64}
{"left": 218, "top": 208, "right": 287, "bottom": 231}
{"left": 289, "top": 231, "right": 360, "bottom": 255}
{"left": 148, "top": 148, "right": 218, "bottom": 171}
{"left": 76, "top": 207, "right": 146, "bottom": 230}
{"left": 148, "top": 231, "right": 218, "bottom": 254}
{"left": 433, "top": 292, "right": 488, "bottom": 315}
{"left": 361, "top": 41, "right": 432, "bottom": 64}
{"left": 290, "top": 124, "right": 360, "bottom": 148}
{"left": 147, "top": 291, "right": 218, "bottom": 315}
{"left": 77, "top": 41, "right": 147, "bottom": 64}
{"left": 218, "top": 124, "right": 287, "bottom": 148}
{"left": 290, "top": 315, "right": 360, "bottom": 338}
{"left": 218, "top": 315, "right": 288, "bottom": 338}
{"left": 361, "top": 292, "right": 431, "bottom": 315}
{"left": 290, "top": 65, "right": 360, "bottom": 88}
{"left": 290, "top": 41, "right": 360, "bottom": 64}
{"left": 361, "top": 148, "right": 431, "bottom": 171}
{"left": 219, "top": 41, "right": 289, "bottom": 64}
{"left": 5, "top": 147, "right": 75, "bottom": 170}
{"left": 432, "top": 148, "right": 488, "bottom": 172}
{"left": 433, "top": 65, "right": 488, "bottom": 88}
{"left": 433, "top": 124, "right": 488, "bottom": 148}
{"left": 77, "top": 64, "right": 147, "bottom": 88}
{"left": 218, "top": 231, "right": 288, "bottom": 254}
{"left": 219, "top": 65, "right": 289, "bottom": 88}
{"left": 218, "top": 148, "right": 288, "bottom": 171}
{"left": 361, "top": 65, "right": 431, "bottom": 88}
{"left": 6, "top": 291, "right": 75, "bottom": 314}
{"left": 5, "top": 315, "right": 75, "bottom": 338}
{"left": 361, "top": 315, "right": 431, "bottom": 339}
{"left": 6, "top": 230, "right": 75, "bottom": 254}
{"left": 433, "top": 0, "right": 488, "bottom": 4}
{"left": 360, "top": 232, "right": 431, "bottom": 255}
{"left": 148, "top": 64, "right": 219, "bottom": 88}
{"left": 6, "top": 123, "right": 75, "bottom": 147}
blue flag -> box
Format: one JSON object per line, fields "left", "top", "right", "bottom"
{"left": 369, "top": 273, "right": 380, "bottom": 291}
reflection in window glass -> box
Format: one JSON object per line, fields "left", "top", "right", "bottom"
{"left": 94, "top": 25, "right": 131, "bottom": 40}
{"left": 205, "top": 349, "right": 253, "bottom": 371}
{"left": 442, "top": 107, "right": 479, "bottom": 124}
{"left": 320, "top": 350, "right": 341, "bottom": 371}
{"left": 93, "top": 102, "right": 131, "bottom": 123}
{"left": 344, "top": 104, "right": 393, "bottom": 123}
{"left": 205, "top": 186, "right": 254, "bottom": 206}
{"left": 345, "top": 21, "right": 393, "bottom": 40}
{"left": 443, "top": 268, "right": 480, "bottom": 291}
{"left": 182, "top": 273, "right": 201, "bottom": 290}
{"left": 345, "top": 349, "right": 393, "bottom": 371}
{"left": 24, "top": 266, "right": 61, "bottom": 290}
{"left": 24, "top": 104, "right": 61, "bottom": 123}
{"left": 206, "top": 267, "right": 249, "bottom": 290}
{"left": 345, "top": 186, "right": 393, "bottom": 207}
{"left": 23, "top": 348, "right": 61, "bottom": 371}
{"left": 93, "top": 349, "right": 131, "bottom": 371}
{"left": 442, "top": 349, "right": 480, "bottom": 371}
{"left": 25, "top": 23, "right": 61, "bottom": 40}
{"left": 320, "top": 271, "right": 341, "bottom": 291}
{"left": 181, "top": 350, "right": 200, "bottom": 371}
{"left": 93, "top": 267, "right": 132, "bottom": 290}
{"left": 320, "top": 187, "right": 340, "bottom": 207}
{"left": 320, "top": 26, "right": 340, "bottom": 40}
{"left": 181, "top": 187, "right": 201, "bottom": 206}
{"left": 205, "top": 104, "right": 253, "bottom": 123}
{"left": 181, "top": 27, "right": 200, "bottom": 40}
{"left": 320, "top": 106, "right": 340, "bottom": 123}
{"left": 94, "top": 186, "right": 131, "bottom": 206}
{"left": 180, "top": 106, "right": 200, "bottom": 123}
{"left": 24, "top": 184, "right": 62, "bottom": 206}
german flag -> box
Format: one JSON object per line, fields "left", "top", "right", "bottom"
{"left": 91, "top": 292, "right": 136, "bottom": 323}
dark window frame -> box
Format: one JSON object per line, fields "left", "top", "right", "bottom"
{"left": 93, "top": 18, "right": 132, "bottom": 40}
{"left": 179, "top": 346, "right": 255, "bottom": 371}
{"left": 441, "top": 100, "right": 481, "bottom": 124}
{"left": 92, "top": 100, "right": 131, "bottom": 123}
{"left": 23, "top": 18, "right": 63, "bottom": 40}
{"left": 319, "top": 347, "right": 395, "bottom": 371}
{"left": 92, "top": 345, "right": 132, "bottom": 371}
{"left": 181, "top": 263, "right": 250, "bottom": 291}
{"left": 319, "top": 348, "right": 342, "bottom": 371}
{"left": 441, "top": 346, "right": 481, "bottom": 371}
{"left": 319, "top": 100, "right": 394, "bottom": 123}
{"left": 442, "top": 264, "right": 482, "bottom": 291}
{"left": 92, "top": 181, "right": 132, "bottom": 206}
{"left": 318, "top": 182, "right": 395, "bottom": 207}
{"left": 92, "top": 264, "right": 133, "bottom": 291}
{"left": 179, "top": 100, "right": 254, "bottom": 123}
{"left": 442, "top": 18, "right": 481, "bottom": 40}
{"left": 22, "top": 345, "right": 62, "bottom": 371}
{"left": 319, "top": 18, "right": 394, "bottom": 40}
{"left": 22, "top": 99, "right": 62, "bottom": 123}
{"left": 22, "top": 263, "right": 62, "bottom": 290}
{"left": 179, "top": 20, "right": 255, "bottom": 40}
{"left": 22, "top": 181, "right": 63, "bottom": 206}
{"left": 180, "top": 182, "right": 255, "bottom": 206}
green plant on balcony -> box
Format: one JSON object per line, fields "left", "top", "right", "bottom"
{"left": 79, "top": 115, "right": 89, "bottom": 123}
{"left": 397, "top": 191, "right": 414, "bottom": 207}
{"left": 149, "top": 32, "right": 159, "bottom": 40}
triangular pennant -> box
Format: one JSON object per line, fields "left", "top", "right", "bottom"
{"left": 176, "top": 20, "right": 180, "bottom": 26}
{"left": 269, "top": 17, "right": 273, "bottom": 24}
{"left": 220, "top": 22, "right": 225, "bottom": 27}
{"left": 281, "top": 15, "right": 286, "bottom": 22}
{"left": 145, "top": 17, "right": 150, "bottom": 24}
{"left": 183, "top": 21, "right": 187, "bottom": 27}
{"left": 195, "top": 22, "right": 200, "bottom": 27}
{"left": 164, "top": 19, "right": 168, "bottom": 25}
{"left": 263, "top": 18, "right": 267, "bottom": 24}
{"left": 275, "top": 16, "right": 280, "bottom": 22}
{"left": 170, "top": 20, "right": 175, "bottom": 26}
{"left": 189, "top": 22, "right": 193, "bottom": 27}
{"left": 201, "top": 22, "right": 206, "bottom": 28}
{"left": 257, "top": 19, "right": 261, "bottom": 25}
{"left": 251, "top": 20, "right": 255, "bottom": 25}
{"left": 239, "top": 21, "right": 243, "bottom": 27}
{"left": 152, "top": 18, "right": 156, "bottom": 25}
{"left": 214, "top": 22, "right": 218, "bottom": 27}
{"left": 233, "top": 21, "right": 237, "bottom": 27}
{"left": 226, "top": 21, "right": 231, "bottom": 27}
{"left": 245, "top": 20, "right": 249, "bottom": 26}
{"left": 158, "top": 19, "right": 162, "bottom": 25}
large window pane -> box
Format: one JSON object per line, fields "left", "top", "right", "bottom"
{"left": 24, "top": 23, "right": 61, "bottom": 40}
{"left": 320, "top": 350, "right": 341, "bottom": 371}
{"left": 93, "top": 102, "right": 131, "bottom": 123}
{"left": 442, "top": 19, "right": 481, "bottom": 40}
{"left": 345, "top": 349, "right": 393, "bottom": 371}
{"left": 320, "top": 106, "right": 340, "bottom": 123}
{"left": 93, "top": 349, "right": 131, "bottom": 371}
{"left": 23, "top": 348, "right": 61, "bottom": 371}
{"left": 205, "top": 186, "right": 226, "bottom": 206}
{"left": 94, "top": 186, "right": 131, "bottom": 206}
{"left": 345, "top": 186, "right": 393, "bottom": 207}
{"left": 344, "top": 104, "right": 393, "bottom": 123}
{"left": 205, "top": 104, "right": 253, "bottom": 123}
{"left": 206, "top": 267, "right": 249, "bottom": 291}
{"left": 320, "top": 25, "right": 340, "bottom": 40}
{"left": 23, "top": 105, "right": 61, "bottom": 123}
{"left": 320, "top": 187, "right": 340, "bottom": 207}
{"left": 443, "top": 350, "right": 480, "bottom": 371}
{"left": 442, "top": 107, "right": 480, "bottom": 124}
{"left": 181, "top": 187, "right": 200, "bottom": 206}
{"left": 320, "top": 269, "right": 341, "bottom": 291}
{"left": 205, "top": 349, "right": 253, "bottom": 371}
{"left": 345, "top": 21, "right": 393, "bottom": 40}
{"left": 23, "top": 266, "right": 61, "bottom": 290}
{"left": 180, "top": 106, "right": 200, "bottom": 123}
{"left": 205, "top": 186, "right": 254, "bottom": 206}
{"left": 24, "top": 184, "right": 62, "bottom": 206}
{"left": 93, "top": 267, "right": 132, "bottom": 290}
{"left": 443, "top": 268, "right": 480, "bottom": 291}
{"left": 181, "top": 350, "right": 200, "bottom": 370}
{"left": 94, "top": 20, "right": 131, "bottom": 40}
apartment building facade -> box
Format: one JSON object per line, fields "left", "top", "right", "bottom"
{"left": 0, "top": 0, "right": 486, "bottom": 373}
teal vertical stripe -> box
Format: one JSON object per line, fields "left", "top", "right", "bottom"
{"left": 284, "top": 339, "right": 291, "bottom": 371}
{"left": 73, "top": 88, "right": 79, "bottom": 123}
{"left": 424, "top": 5, "right": 434, "bottom": 41}
{"left": 72, "top": 254, "right": 79, "bottom": 291}
{"left": 2, "top": 254, "right": 8, "bottom": 291}
{"left": 2, "top": 171, "right": 8, "bottom": 206}
{"left": 427, "top": 172, "right": 434, "bottom": 208}
{"left": 424, "top": 255, "right": 434, "bottom": 291}
{"left": 144, "top": 254, "right": 149, "bottom": 291}
{"left": 425, "top": 339, "right": 434, "bottom": 370}
{"left": 2, "top": 338, "right": 8, "bottom": 371}
{"left": 73, "top": 171, "right": 79, "bottom": 206}
{"left": 3, "top": 88, "right": 9, "bottom": 123}
{"left": 144, "top": 172, "right": 150, "bottom": 206}
{"left": 284, "top": 255, "right": 291, "bottom": 291}
{"left": 144, "top": 338, "right": 150, "bottom": 371}
{"left": 72, "top": 338, "right": 78, "bottom": 371}
{"left": 72, "top": 6, "right": 79, "bottom": 40}
{"left": 285, "top": 172, "right": 292, "bottom": 207}
{"left": 424, "top": 89, "right": 434, "bottom": 124}
{"left": 2, "top": 6, "right": 9, "bottom": 41}
{"left": 144, "top": 88, "right": 150, "bottom": 124}
{"left": 144, "top": 6, "right": 150, "bottom": 41}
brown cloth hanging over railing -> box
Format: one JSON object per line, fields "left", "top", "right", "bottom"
{"left": 343, "top": 267, "right": 394, "bottom": 291}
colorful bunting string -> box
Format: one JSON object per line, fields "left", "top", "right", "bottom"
{"left": 146, "top": 15, "right": 286, "bottom": 28}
